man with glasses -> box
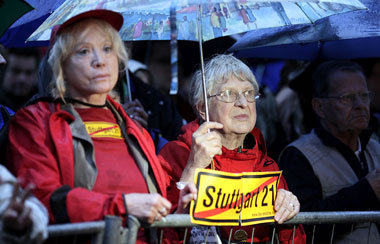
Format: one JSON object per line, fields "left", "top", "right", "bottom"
{"left": 278, "top": 60, "right": 380, "bottom": 243}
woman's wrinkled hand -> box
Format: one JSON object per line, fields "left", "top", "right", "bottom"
{"left": 175, "top": 183, "right": 197, "bottom": 214}
{"left": 124, "top": 193, "right": 172, "bottom": 224}
{"left": 123, "top": 99, "right": 149, "bottom": 129}
{"left": 274, "top": 189, "right": 300, "bottom": 224}
{"left": 180, "top": 122, "right": 223, "bottom": 182}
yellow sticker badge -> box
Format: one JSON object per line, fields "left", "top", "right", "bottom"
{"left": 190, "top": 169, "right": 282, "bottom": 226}
{"left": 83, "top": 122, "right": 123, "bottom": 139}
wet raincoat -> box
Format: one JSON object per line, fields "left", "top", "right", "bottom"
{"left": 159, "top": 119, "right": 306, "bottom": 243}
{"left": 6, "top": 96, "right": 174, "bottom": 243}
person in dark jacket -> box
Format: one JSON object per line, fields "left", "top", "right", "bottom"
{"left": 367, "top": 60, "right": 380, "bottom": 142}
{"left": 160, "top": 54, "right": 305, "bottom": 243}
{"left": 117, "top": 65, "right": 184, "bottom": 153}
{"left": 0, "top": 47, "right": 39, "bottom": 111}
{"left": 0, "top": 44, "right": 48, "bottom": 244}
{"left": 278, "top": 60, "right": 380, "bottom": 243}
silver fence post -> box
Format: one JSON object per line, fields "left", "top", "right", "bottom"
{"left": 103, "top": 215, "right": 122, "bottom": 244}
{"left": 125, "top": 215, "right": 141, "bottom": 244}
{"left": 91, "top": 225, "right": 105, "bottom": 244}
{"left": 48, "top": 221, "right": 105, "bottom": 241}
{"left": 285, "top": 211, "right": 380, "bottom": 224}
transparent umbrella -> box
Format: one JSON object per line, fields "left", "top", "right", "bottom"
{"left": 27, "top": 0, "right": 366, "bottom": 121}
{"left": 229, "top": 0, "right": 379, "bottom": 60}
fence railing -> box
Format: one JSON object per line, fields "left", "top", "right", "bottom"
{"left": 45, "top": 211, "right": 380, "bottom": 244}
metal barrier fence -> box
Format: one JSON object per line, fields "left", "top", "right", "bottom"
{"left": 46, "top": 211, "right": 380, "bottom": 244}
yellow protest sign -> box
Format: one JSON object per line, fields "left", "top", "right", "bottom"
{"left": 190, "top": 169, "right": 282, "bottom": 226}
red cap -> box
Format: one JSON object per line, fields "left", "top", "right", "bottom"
{"left": 50, "top": 9, "right": 123, "bottom": 44}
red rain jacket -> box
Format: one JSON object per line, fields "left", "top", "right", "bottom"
{"left": 159, "top": 119, "right": 306, "bottom": 243}
{"left": 6, "top": 96, "right": 174, "bottom": 243}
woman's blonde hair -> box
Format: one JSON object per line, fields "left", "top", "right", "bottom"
{"left": 48, "top": 18, "right": 128, "bottom": 100}
{"left": 190, "top": 54, "right": 259, "bottom": 109}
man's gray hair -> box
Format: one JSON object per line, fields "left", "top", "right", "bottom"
{"left": 312, "top": 60, "right": 364, "bottom": 98}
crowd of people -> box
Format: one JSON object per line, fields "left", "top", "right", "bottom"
{"left": 0, "top": 8, "right": 379, "bottom": 244}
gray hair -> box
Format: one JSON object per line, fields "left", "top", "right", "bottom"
{"left": 48, "top": 18, "right": 128, "bottom": 100}
{"left": 190, "top": 54, "right": 258, "bottom": 108}
{"left": 312, "top": 60, "right": 364, "bottom": 98}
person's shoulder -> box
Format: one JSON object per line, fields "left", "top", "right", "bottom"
{"left": 159, "top": 139, "right": 185, "bottom": 152}
{"left": 280, "top": 133, "right": 317, "bottom": 163}
{"left": 177, "top": 120, "right": 199, "bottom": 142}
{"left": 17, "top": 100, "right": 56, "bottom": 114}
{"left": 280, "top": 145, "right": 304, "bottom": 157}
{"left": 278, "top": 133, "right": 316, "bottom": 163}
{"left": 368, "top": 137, "right": 380, "bottom": 145}
{"left": 12, "top": 100, "right": 63, "bottom": 126}
{"left": 278, "top": 145, "right": 311, "bottom": 174}
{"left": 366, "top": 138, "right": 380, "bottom": 155}
{"left": 159, "top": 139, "right": 191, "bottom": 167}
{"left": 288, "top": 131, "right": 316, "bottom": 146}
{"left": 0, "top": 105, "right": 14, "bottom": 129}
{"left": 279, "top": 130, "right": 326, "bottom": 169}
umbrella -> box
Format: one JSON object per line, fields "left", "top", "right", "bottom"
{"left": 229, "top": 0, "right": 379, "bottom": 60}
{"left": 0, "top": 0, "right": 66, "bottom": 47}
{"left": 26, "top": 0, "right": 366, "bottom": 121}
{"left": 27, "top": 0, "right": 366, "bottom": 42}
{"left": 0, "top": 0, "right": 33, "bottom": 38}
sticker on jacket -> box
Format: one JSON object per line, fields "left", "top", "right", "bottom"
{"left": 83, "top": 122, "right": 123, "bottom": 139}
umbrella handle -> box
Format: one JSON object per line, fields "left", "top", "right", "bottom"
{"left": 197, "top": 4, "right": 210, "bottom": 123}
{"left": 125, "top": 70, "right": 132, "bottom": 102}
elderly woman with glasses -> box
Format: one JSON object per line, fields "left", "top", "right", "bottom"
{"left": 160, "top": 54, "right": 305, "bottom": 243}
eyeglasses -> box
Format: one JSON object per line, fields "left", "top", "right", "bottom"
{"left": 208, "top": 89, "right": 260, "bottom": 103}
{"left": 319, "top": 92, "right": 374, "bottom": 105}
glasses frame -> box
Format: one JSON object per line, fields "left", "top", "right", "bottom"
{"left": 318, "top": 92, "right": 374, "bottom": 105}
{"left": 208, "top": 89, "right": 261, "bottom": 103}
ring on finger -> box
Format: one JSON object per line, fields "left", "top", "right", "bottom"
{"left": 159, "top": 207, "right": 166, "bottom": 215}
{"left": 154, "top": 216, "right": 160, "bottom": 221}
{"left": 289, "top": 202, "right": 295, "bottom": 210}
